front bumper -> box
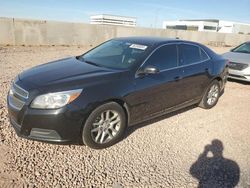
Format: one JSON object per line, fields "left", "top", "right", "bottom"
{"left": 8, "top": 97, "right": 85, "bottom": 144}
{"left": 228, "top": 68, "right": 250, "bottom": 82}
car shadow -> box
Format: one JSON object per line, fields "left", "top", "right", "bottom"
{"left": 227, "top": 78, "right": 250, "bottom": 85}
{"left": 124, "top": 105, "right": 197, "bottom": 139}
{"left": 190, "top": 139, "right": 240, "bottom": 188}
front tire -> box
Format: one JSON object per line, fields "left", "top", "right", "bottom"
{"left": 199, "top": 80, "right": 220, "bottom": 109}
{"left": 82, "top": 102, "right": 126, "bottom": 149}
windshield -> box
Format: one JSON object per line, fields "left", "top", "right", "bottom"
{"left": 232, "top": 43, "right": 250, "bottom": 54}
{"left": 79, "top": 40, "right": 150, "bottom": 69}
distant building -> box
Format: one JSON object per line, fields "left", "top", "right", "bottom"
{"left": 90, "top": 14, "right": 137, "bottom": 27}
{"left": 162, "top": 19, "right": 250, "bottom": 34}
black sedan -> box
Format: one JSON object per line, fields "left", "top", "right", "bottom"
{"left": 7, "top": 37, "right": 228, "bottom": 149}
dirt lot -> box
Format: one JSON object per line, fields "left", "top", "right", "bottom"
{"left": 0, "top": 45, "right": 250, "bottom": 187}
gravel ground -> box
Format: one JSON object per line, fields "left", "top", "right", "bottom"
{"left": 0, "top": 45, "right": 250, "bottom": 187}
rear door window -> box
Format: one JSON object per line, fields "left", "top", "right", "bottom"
{"left": 200, "top": 48, "right": 210, "bottom": 61}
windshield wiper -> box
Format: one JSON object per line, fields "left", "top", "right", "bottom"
{"left": 78, "top": 57, "right": 103, "bottom": 67}
{"left": 84, "top": 60, "right": 103, "bottom": 67}
{"left": 234, "top": 50, "right": 250, "bottom": 54}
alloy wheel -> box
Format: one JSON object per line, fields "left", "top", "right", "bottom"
{"left": 207, "top": 84, "right": 219, "bottom": 106}
{"left": 91, "top": 110, "right": 121, "bottom": 144}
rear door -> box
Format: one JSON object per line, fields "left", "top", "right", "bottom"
{"left": 178, "top": 43, "right": 211, "bottom": 102}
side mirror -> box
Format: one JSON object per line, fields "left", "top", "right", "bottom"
{"left": 137, "top": 66, "right": 160, "bottom": 76}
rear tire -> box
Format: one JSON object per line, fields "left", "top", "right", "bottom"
{"left": 82, "top": 102, "right": 126, "bottom": 149}
{"left": 199, "top": 80, "right": 220, "bottom": 109}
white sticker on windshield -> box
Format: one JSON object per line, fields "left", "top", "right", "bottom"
{"left": 129, "top": 44, "right": 148, "bottom": 50}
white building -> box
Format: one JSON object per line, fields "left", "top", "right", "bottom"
{"left": 162, "top": 19, "right": 250, "bottom": 34}
{"left": 90, "top": 14, "right": 137, "bottom": 27}
{"left": 218, "top": 20, "right": 250, "bottom": 34}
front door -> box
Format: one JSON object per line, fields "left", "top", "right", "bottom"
{"left": 128, "top": 44, "right": 184, "bottom": 123}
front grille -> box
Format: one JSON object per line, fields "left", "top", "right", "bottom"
{"left": 229, "top": 74, "right": 246, "bottom": 79}
{"left": 12, "top": 83, "right": 29, "bottom": 99}
{"left": 228, "top": 62, "right": 248, "bottom": 71}
{"left": 8, "top": 83, "right": 29, "bottom": 110}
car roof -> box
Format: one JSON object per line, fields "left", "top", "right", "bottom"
{"left": 114, "top": 36, "right": 182, "bottom": 47}
{"left": 112, "top": 36, "right": 218, "bottom": 59}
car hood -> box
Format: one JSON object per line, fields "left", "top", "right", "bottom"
{"left": 19, "top": 57, "right": 121, "bottom": 88}
{"left": 222, "top": 52, "right": 250, "bottom": 65}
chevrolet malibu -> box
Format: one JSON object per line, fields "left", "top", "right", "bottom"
{"left": 7, "top": 37, "right": 228, "bottom": 149}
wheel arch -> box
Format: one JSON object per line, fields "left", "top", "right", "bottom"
{"left": 211, "top": 76, "right": 223, "bottom": 89}
{"left": 104, "top": 98, "right": 130, "bottom": 126}
{"left": 81, "top": 98, "right": 130, "bottom": 127}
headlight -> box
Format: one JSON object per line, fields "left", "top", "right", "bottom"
{"left": 31, "top": 89, "right": 82, "bottom": 109}
{"left": 9, "top": 85, "right": 14, "bottom": 95}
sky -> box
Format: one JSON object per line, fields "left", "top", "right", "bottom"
{"left": 0, "top": 0, "right": 250, "bottom": 28}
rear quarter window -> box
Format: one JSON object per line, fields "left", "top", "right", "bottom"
{"left": 200, "top": 48, "right": 210, "bottom": 61}
{"left": 179, "top": 44, "right": 209, "bottom": 65}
